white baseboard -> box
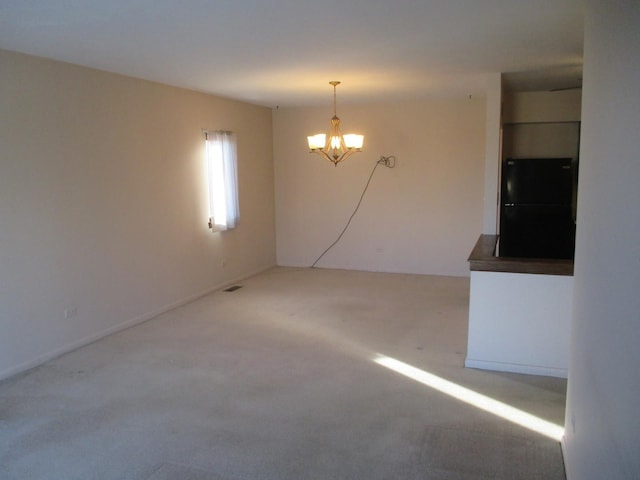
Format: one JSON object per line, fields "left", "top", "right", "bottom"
{"left": 465, "top": 358, "right": 568, "bottom": 378}
{"left": 0, "top": 263, "right": 276, "bottom": 382}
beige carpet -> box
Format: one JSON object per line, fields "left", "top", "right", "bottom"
{"left": 0, "top": 267, "right": 567, "bottom": 479}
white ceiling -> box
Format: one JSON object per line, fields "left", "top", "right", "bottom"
{"left": 0, "top": 0, "right": 583, "bottom": 107}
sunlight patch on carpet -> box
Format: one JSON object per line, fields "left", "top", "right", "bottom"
{"left": 374, "top": 355, "right": 564, "bottom": 441}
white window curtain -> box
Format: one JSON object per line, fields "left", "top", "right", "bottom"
{"left": 205, "top": 131, "right": 239, "bottom": 231}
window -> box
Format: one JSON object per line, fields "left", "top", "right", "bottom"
{"left": 205, "top": 131, "right": 239, "bottom": 231}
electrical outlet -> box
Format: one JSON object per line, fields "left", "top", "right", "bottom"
{"left": 64, "top": 306, "right": 77, "bottom": 319}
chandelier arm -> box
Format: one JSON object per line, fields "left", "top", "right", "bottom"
{"left": 335, "top": 148, "right": 357, "bottom": 165}
{"left": 310, "top": 149, "right": 339, "bottom": 165}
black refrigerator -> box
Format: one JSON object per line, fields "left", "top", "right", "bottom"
{"left": 499, "top": 157, "right": 577, "bottom": 259}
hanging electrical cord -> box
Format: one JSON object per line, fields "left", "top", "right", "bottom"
{"left": 311, "top": 156, "right": 396, "bottom": 268}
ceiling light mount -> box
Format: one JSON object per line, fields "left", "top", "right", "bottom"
{"left": 307, "top": 81, "right": 364, "bottom": 166}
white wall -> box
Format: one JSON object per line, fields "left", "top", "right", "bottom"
{"left": 502, "top": 89, "right": 582, "bottom": 161}
{"left": 482, "top": 74, "right": 502, "bottom": 234}
{"left": 0, "top": 50, "right": 276, "bottom": 380}
{"left": 563, "top": 1, "right": 640, "bottom": 479}
{"left": 466, "top": 271, "right": 572, "bottom": 378}
{"left": 273, "top": 97, "right": 485, "bottom": 277}
{"left": 503, "top": 89, "right": 582, "bottom": 124}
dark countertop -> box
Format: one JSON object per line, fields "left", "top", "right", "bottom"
{"left": 468, "top": 234, "right": 574, "bottom": 276}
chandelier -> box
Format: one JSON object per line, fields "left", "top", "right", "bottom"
{"left": 307, "top": 81, "right": 364, "bottom": 166}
